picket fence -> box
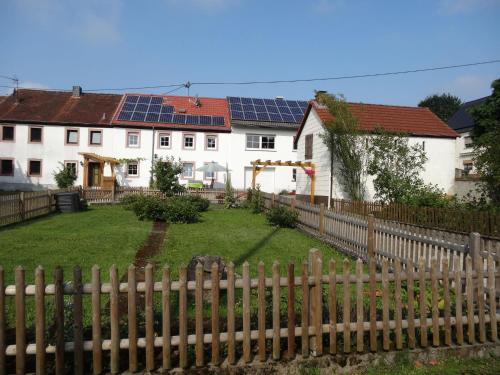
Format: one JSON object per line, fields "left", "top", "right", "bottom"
{"left": 1, "top": 250, "right": 499, "bottom": 374}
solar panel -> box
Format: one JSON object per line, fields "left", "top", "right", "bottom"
{"left": 227, "top": 96, "right": 308, "bottom": 123}
{"left": 117, "top": 94, "right": 227, "bottom": 127}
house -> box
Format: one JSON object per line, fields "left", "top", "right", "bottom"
{"left": 447, "top": 97, "right": 488, "bottom": 198}
{"left": 0, "top": 87, "right": 305, "bottom": 192}
{"left": 294, "top": 100, "right": 459, "bottom": 204}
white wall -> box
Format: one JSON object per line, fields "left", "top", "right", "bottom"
{"left": 296, "top": 107, "right": 458, "bottom": 201}
{"left": 0, "top": 122, "right": 299, "bottom": 192}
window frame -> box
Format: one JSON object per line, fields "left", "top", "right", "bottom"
{"left": 464, "top": 136, "right": 473, "bottom": 149}
{"left": 0, "top": 158, "right": 14, "bottom": 176}
{"left": 292, "top": 168, "right": 297, "bottom": 182}
{"left": 65, "top": 128, "right": 80, "bottom": 146}
{"left": 205, "top": 134, "right": 218, "bottom": 151}
{"left": 245, "top": 133, "right": 276, "bottom": 151}
{"left": 158, "top": 132, "right": 171, "bottom": 149}
{"left": 28, "top": 126, "right": 43, "bottom": 144}
{"left": 27, "top": 159, "right": 42, "bottom": 177}
{"left": 126, "top": 162, "right": 140, "bottom": 178}
{"left": 88, "top": 128, "right": 103, "bottom": 146}
{"left": 182, "top": 161, "right": 195, "bottom": 180}
{"left": 64, "top": 160, "right": 78, "bottom": 177}
{"left": 182, "top": 133, "right": 196, "bottom": 150}
{"left": 1, "top": 125, "right": 15, "bottom": 142}
{"left": 126, "top": 130, "right": 140, "bottom": 148}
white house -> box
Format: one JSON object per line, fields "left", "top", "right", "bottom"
{"left": 0, "top": 88, "right": 305, "bottom": 193}
{"left": 294, "top": 100, "right": 459, "bottom": 205}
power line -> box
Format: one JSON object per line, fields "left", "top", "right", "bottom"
{"left": 190, "top": 59, "right": 500, "bottom": 86}
{"left": 86, "top": 83, "right": 185, "bottom": 92}
{"left": 162, "top": 85, "right": 185, "bottom": 95}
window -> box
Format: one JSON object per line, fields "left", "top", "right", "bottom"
{"left": 28, "top": 160, "right": 42, "bottom": 176}
{"left": 182, "top": 162, "right": 194, "bottom": 179}
{"left": 66, "top": 128, "right": 79, "bottom": 145}
{"left": 1, "top": 125, "right": 14, "bottom": 141}
{"left": 127, "top": 131, "right": 140, "bottom": 147}
{"left": 206, "top": 135, "right": 217, "bottom": 150}
{"left": 463, "top": 162, "right": 473, "bottom": 174}
{"left": 158, "top": 133, "right": 171, "bottom": 148}
{"left": 246, "top": 134, "right": 276, "bottom": 150}
{"left": 305, "top": 134, "right": 313, "bottom": 160}
{"left": 293, "top": 137, "right": 297, "bottom": 151}
{"left": 292, "top": 168, "right": 297, "bottom": 182}
{"left": 89, "top": 129, "right": 102, "bottom": 145}
{"left": 0, "top": 159, "right": 14, "bottom": 176}
{"left": 464, "top": 136, "right": 473, "bottom": 149}
{"left": 64, "top": 161, "right": 78, "bottom": 177}
{"left": 29, "top": 127, "right": 42, "bottom": 143}
{"left": 183, "top": 134, "right": 195, "bottom": 149}
{"left": 422, "top": 141, "right": 425, "bottom": 151}
{"left": 127, "top": 162, "right": 139, "bottom": 177}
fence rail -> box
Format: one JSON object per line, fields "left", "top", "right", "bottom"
{"left": 1, "top": 250, "right": 499, "bottom": 374}
{"left": 329, "top": 198, "right": 500, "bottom": 237}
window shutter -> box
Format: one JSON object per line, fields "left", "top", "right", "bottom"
{"left": 305, "top": 134, "right": 313, "bottom": 160}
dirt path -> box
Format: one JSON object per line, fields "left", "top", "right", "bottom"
{"left": 117, "top": 220, "right": 167, "bottom": 315}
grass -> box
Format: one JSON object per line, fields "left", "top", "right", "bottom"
{"left": 154, "top": 205, "right": 354, "bottom": 277}
{"left": 0, "top": 205, "right": 152, "bottom": 285}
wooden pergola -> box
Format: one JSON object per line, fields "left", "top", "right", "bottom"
{"left": 79, "top": 152, "right": 119, "bottom": 188}
{"left": 251, "top": 159, "right": 316, "bottom": 203}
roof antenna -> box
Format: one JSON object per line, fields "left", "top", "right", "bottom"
{"left": 189, "top": 94, "right": 201, "bottom": 107}
{"left": 184, "top": 81, "right": 191, "bottom": 98}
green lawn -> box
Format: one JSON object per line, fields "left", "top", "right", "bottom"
{"left": 0, "top": 205, "right": 152, "bottom": 284}
{"left": 155, "top": 205, "right": 355, "bottom": 278}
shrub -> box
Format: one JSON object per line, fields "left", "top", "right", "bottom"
{"left": 250, "top": 185, "right": 264, "bottom": 213}
{"left": 179, "top": 195, "right": 210, "bottom": 212}
{"left": 53, "top": 163, "right": 77, "bottom": 188}
{"left": 224, "top": 170, "right": 237, "bottom": 208}
{"left": 151, "top": 156, "right": 185, "bottom": 196}
{"left": 266, "top": 205, "right": 299, "bottom": 228}
{"left": 120, "top": 193, "right": 142, "bottom": 209}
{"left": 165, "top": 197, "right": 200, "bottom": 223}
{"left": 132, "top": 195, "right": 168, "bottom": 221}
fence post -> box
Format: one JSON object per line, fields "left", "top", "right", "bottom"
{"left": 291, "top": 197, "right": 296, "bottom": 210}
{"left": 111, "top": 183, "right": 116, "bottom": 202}
{"left": 319, "top": 203, "right": 325, "bottom": 235}
{"left": 308, "top": 249, "right": 322, "bottom": 356}
{"left": 367, "top": 214, "right": 375, "bottom": 259}
{"left": 468, "top": 232, "right": 481, "bottom": 270}
{"left": 19, "top": 192, "right": 25, "bottom": 220}
{"left": 271, "top": 193, "right": 275, "bottom": 208}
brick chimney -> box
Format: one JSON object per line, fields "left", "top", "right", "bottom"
{"left": 72, "top": 85, "right": 82, "bottom": 98}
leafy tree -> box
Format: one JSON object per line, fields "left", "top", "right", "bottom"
{"left": 418, "top": 93, "right": 462, "bottom": 122}
{"left": 317, "top": 92, "right": 369, "bottom": 200}
{"left": 224, "top": 165, "right": 237, "bottom": 208}
{"left": 469, "top": 78, "right": 500, "bottom": 205}
{"left": 53, "top": 162, "right": 77, "bottom": 188}
{"left": 151, "top": 156, "right": 184, "bottom": 196}
{"left": 367, "top": 129, "right": 428, "bottom": 203}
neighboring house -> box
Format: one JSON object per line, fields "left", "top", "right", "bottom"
{"left": 447, "top": 97, "right": 488, "bottom": 198}
{"left": 0, "top": 87, "right": 305, "bottom": 192}
{"left": 294, "top": 100, "right": 459, "bottom": 205}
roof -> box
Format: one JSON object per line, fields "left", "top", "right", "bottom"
{"left": 295, "top": 100, "right": 459, "bottom": 144}
{"left": 0, "top": 96, "right": 6, "bottom": 104}
{"left": 112, "top": 93, "right": 231, "bottom": 132}
{"left": 447, "top": 96, "right": 489, "bottom": 133}
{"left": 0, "top": 89, "right": 122, "bottom": 126}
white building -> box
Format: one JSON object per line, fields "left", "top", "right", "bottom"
{"left": 294, "top": 100, "right": 459, "bottom": 204}
{"left": 0, "top": 88, "right": 305, "bottom": 193}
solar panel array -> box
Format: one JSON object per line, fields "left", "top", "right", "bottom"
{"left": 117, "top": 95, "right": 225, "bottom": 126}
{"left": 227, "top": 97, "right": 308, "bottom": 123}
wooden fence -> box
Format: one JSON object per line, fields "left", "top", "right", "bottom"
{"left": 329, "top": 198, "right": 500, "bottom": 237}
{"left": 1, "top": 249, "right": 499, "bottom": 374}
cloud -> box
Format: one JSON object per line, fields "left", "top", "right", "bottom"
{"left": 438, "top": 0, "right": 500, "bottom": 13}
{"left": 14, "top": 0, "right": 122, "bottom": 45}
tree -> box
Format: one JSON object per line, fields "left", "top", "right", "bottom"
{"left": 53, "top": 162, "right": 77, "bottom": 188}
{"left": 418, "top": 93, "right": 462, "bottom": 122}
{"left": 317, "top": 92, "right": 368, "bottom": 200}
{"left": 224, "top": 164, "right": 237, "bottom": 208}
{"left": 151, "top": 156, "right": 184, "bottom": 196}
{"left": 367, "top": 129, "right": 428, "bottom": 203}
{"left": 469, "top": 78, "right": 500, "bottom": 205}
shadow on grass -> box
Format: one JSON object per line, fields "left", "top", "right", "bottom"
{"left": 232, "top": 227, "right": 280, "bottom": 267}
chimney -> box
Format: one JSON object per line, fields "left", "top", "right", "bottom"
{"left": 72, "top": 85, "right": 82, "bottom": 98}
{"left": 314, "top": 90, "right": 327, "bottom": 100}
{"left": 275, "top": 96, "right": 285, "bottom": 100}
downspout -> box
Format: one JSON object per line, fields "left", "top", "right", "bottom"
{"left": 328, "top": 148, "right": 333, "bottom": 209}
{"left": 150, "top": 125, "right": 155, "bottom": 187}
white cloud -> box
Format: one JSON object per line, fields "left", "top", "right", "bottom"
{"left": 438, "top": 0, "right": 500, "bottom": 13}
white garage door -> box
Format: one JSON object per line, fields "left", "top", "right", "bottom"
{"left": 244, "top": 167, "right": 276, "bottom": 193}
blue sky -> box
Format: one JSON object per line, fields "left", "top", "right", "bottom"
{"left": 1, "top": 0, "right": 499, "bottom": 105}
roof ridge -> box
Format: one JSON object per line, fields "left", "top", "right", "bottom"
{"left": 16, "top": 88, "right": 122, "bottom": 97}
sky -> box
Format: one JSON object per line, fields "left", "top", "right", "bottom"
{"left": 0, "top": 0, "right": 499, "bottom": 105}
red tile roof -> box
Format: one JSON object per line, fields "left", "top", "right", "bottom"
{"left": 0, "top": 89, "right": 122, "bottom": 126}
{"left": 111, "top": 93, "right": 231, "bottom": 132}
{"left": 0, "top": 96, "right": 6, "bottom": 104}
{"left": 295, "top": 100, "right": 459, "bottom": 142}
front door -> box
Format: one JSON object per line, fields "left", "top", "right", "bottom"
{"left": 88, "top": 162, "right": 102, "bottom": 187}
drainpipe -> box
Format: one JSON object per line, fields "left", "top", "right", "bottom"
{"left": 150, "top": 126, "right": 155, "bottom": 187}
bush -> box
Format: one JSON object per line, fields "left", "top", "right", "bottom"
{"left": 164, "top": 197, "right": 200, "bottom": 223}
{"left": 250, "top": 185, "right": 264, "bottom": 213}
{"left": 131, "top": 195, "right": 168, "bottom": 221}
{"left": 178, "top": 195, "right": 210, "bottom": 212}
{"left": 266, "top": 205, "right": 299, "bottom": 228}
{"left": 53, "top": 163, "right": 77, "bottom": 188}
